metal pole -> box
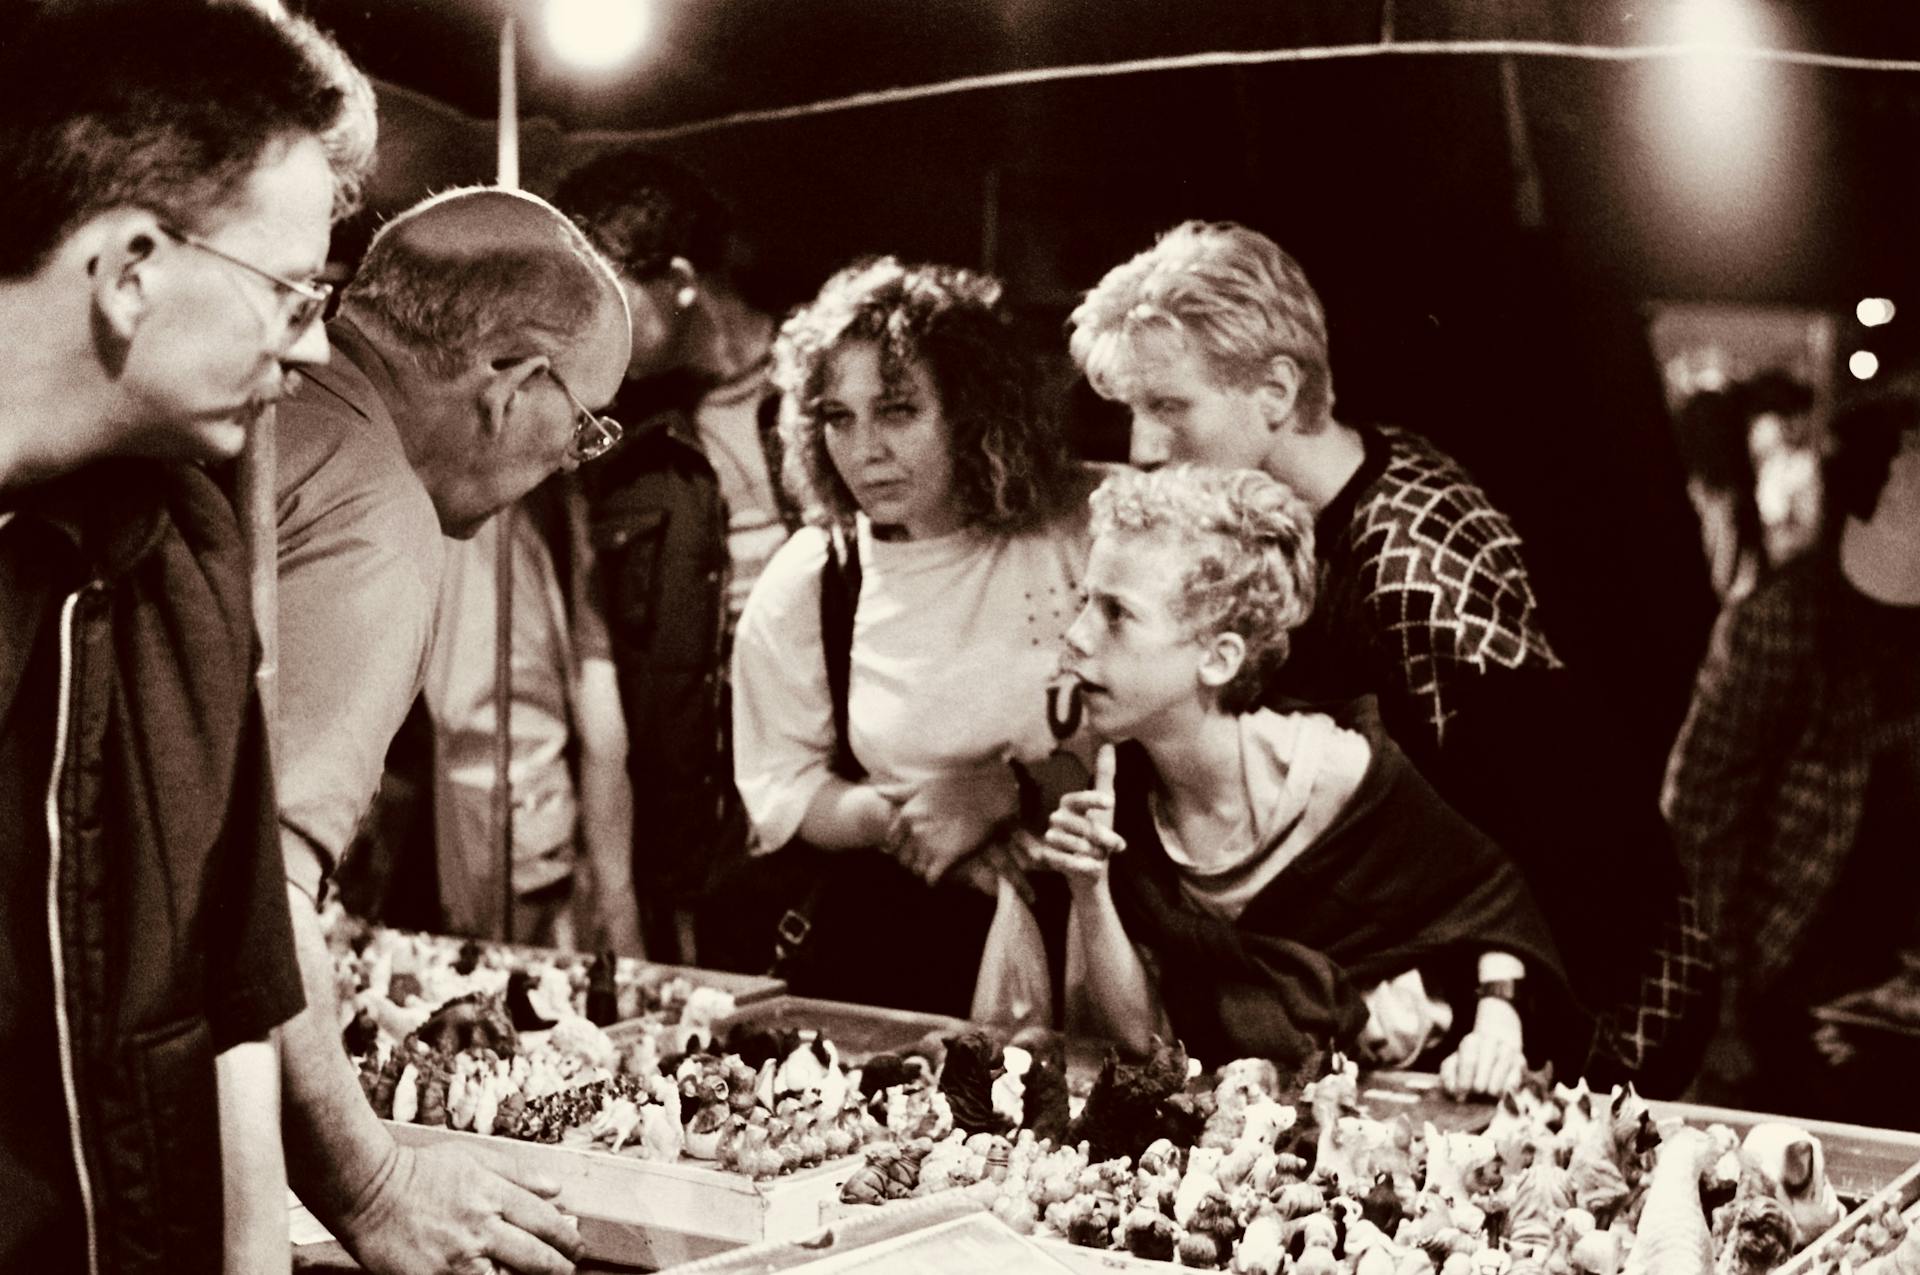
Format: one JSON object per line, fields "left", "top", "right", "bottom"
{"left": 492, "top": 11, "right": 520, "bottom": 941}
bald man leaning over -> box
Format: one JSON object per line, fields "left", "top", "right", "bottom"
{"left": 274, "top": 188, "right": 630, "bottom": 1275}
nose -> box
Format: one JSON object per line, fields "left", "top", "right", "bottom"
{"left": 1128, "top": 415, "right": 1170, "bottom": 470}
{"left": 282, "top": 316, "right": 331, "bottom": 369}
{"left": 850, "top": 414, "right": 890, "bottom": 465}
{"left": 1063, "top": 600, "right": 1097, "bottom": 659}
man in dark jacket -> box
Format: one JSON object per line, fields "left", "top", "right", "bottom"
{"left": 0, "top": 3, "right": 373, "bottom": 1270}
{"left": 556, "top": 150, "right": 800, "bottom": 964}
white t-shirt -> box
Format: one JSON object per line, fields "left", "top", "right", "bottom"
{"left": 426, "top": 505, "right": 578, "bottom": 927}
{"left": 731, "top": 510, "right": 1090, "bottom": 851}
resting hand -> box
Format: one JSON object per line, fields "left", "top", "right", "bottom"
{"left": 1439, "top": 996, "right": 1526, "bottom": 1099}
{"left": 338, "top": 1142, "right": 581, "bottom": 1275}
{"left": 888, "top": 767, "right": 1019, "bottom": 884}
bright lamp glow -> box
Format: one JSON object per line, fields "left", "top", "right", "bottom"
{"left": 1850, "top": 350, "right": 1880, "bottom": 380}
{"left": 1858, "top": 298, "right": 1897, "bottom": 328}
{"left": 547, "top": 0, "right": 648, "bottom": 70}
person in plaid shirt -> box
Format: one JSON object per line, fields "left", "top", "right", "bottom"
{"left": 1665, "top": 380, "right": 1920, "bottom": 1110}
{"left": 1069, "top": 221, "right": 1716, "bottom": 1093}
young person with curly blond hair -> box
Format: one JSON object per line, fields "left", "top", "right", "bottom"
{"left": 729, "top": 257, "right": 1094, "bottom": 1014}
{"left": 1068, "top": 221, "right": 1714, "bottom": 1093}
{"left": 1041, "top": 466, "right": 1577, "bottom": 1092}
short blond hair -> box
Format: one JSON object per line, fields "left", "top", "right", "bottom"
{"left": 1069, "top": 221, "right": 1333, "bottom": 432}
{"left": 1090, "top": 465, "right": 1317, "bottom": 713}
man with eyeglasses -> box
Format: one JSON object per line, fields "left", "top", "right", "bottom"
{"left": 270, "top": 185, "right": 628, "bottom": 1275}
{"left": 0, "top": 3, "right": 374, "bottom": 1271}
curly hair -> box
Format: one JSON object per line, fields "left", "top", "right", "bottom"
{"left": 1068, "top": 220, "right": 1334, "bottom": 433}
{"left": 1090, "top": 465, "right": 1318, "bottom": 713}
{"left": 770, "top": 256, "right": 1077, "bottom": 533}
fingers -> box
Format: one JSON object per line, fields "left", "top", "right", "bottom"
{"left": 484, "top": 1212, "right": 579, "bottom": 1275}
{"left": 1090, "top": 744, "right": 1116, "bottom": 832}
{"left": 1045, "top": 805, "right": 1123, "bottom": 859}
{"left": 1440, "top": 1034, "right": 1525, "bottom": 1099}
{"left": 488, "top": 1155, "right": 563, "bottom": 1202}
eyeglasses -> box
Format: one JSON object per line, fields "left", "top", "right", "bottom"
{"left": 542, "top": 365, "right": 624, "bottom": 463}
{"left": 157, "top": 223, "right": 332, "bottom": 342}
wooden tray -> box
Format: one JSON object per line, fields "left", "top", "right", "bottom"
{"left": 710, "top": 996, "right": 975, "bottom": 1066}
{"left": 385, "top": 1121, "right": 865, "bottom": 1268}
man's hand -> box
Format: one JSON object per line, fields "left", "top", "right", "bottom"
{"left": 1440, "top": 996, "right": 1526, "bottom": 1098}
{"left": 889, "top": 766, "right": 1019, "bottom": 884}
{"left": 338, "top": 1142, "right": 582, "bottom": 1275}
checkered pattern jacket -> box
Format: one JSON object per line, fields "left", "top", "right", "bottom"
{"left": 1273, "top": 426, "right": 1715, "bottom": 1088}
{"left": 1316, "top": 426, "right": 1562, "bottom": 742}
{"left": 1662, "top": 557, "right": 1878, "bottom": 994}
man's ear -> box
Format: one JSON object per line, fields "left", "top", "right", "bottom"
{"left": 1197, "top": 630, "right": 1247, "bottom": 693}
{"left": 478, "top": 352, "right": 549, "bottom": 439}
{"left": 1254, "top": 355, "right": 1302, "bottom": 433}
{"left": 88, "top": 210, "right": 168, "bottom": 342}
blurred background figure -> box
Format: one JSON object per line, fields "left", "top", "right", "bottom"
{"left": 1665, "top": 363, "right": 1920, "bottom": 1120}
{"left": 555, "top": 149, "right": 800, "bottom": 963}
{"left": 426, "top": 475, "right": 634, "bottom": 950}
{"left": 1674, "top": 370, "right": 1822, "bottom": 602}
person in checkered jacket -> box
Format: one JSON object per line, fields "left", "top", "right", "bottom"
{"left": 1068, "top": 221, "right": 1715, "bottom": 1093}
{"left": 1665, "top": 381, "right": 1920, "bottom": 1111}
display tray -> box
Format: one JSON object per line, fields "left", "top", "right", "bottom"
{"left": 829, "top": 1070, "right": 1920, "bottom": 1275}
{"left": 384, "top": 1121, "right": 867, "bottom": 1269}
{"left": 709, "top": 996, "right": 975, "bottom": 1066}
{"left": 394, "top": 929, "right": 790, "bottom": 1009}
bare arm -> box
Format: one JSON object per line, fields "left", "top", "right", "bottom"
{"left": 1033, "top": 759, "right": 1168, "bottom": 1051}
{"left": 796, "top": 775, "right": 897, "bottom": 850}
{"left": 218, "top": 1037, "right": 289, "bottom": 1275}
{"left": 1062, "top": 872, "right": 1167, "bottom": 1054}
{"left": 573, "top": 655, "right": 642, "bottom": 957}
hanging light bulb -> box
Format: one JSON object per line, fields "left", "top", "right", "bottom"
{"left": 546, "top": 0, "right": 648, "bottom": 71}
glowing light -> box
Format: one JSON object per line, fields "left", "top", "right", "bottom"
{"left": 1850, "top": 350, "right": 1880, "bottom": 380}
{"left": 1640, "top": 0, "right": 1780, "bottom": 241}
{"left": 1858, "top": 298, "right": 1897, "bottom": 328}
{"left": 546, "top": 0, "right": 648, "bottom": 70}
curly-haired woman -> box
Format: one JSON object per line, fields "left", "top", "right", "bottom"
{"left": 1040, "top": 466, "right": 1579, "bottom": 1092}
{"left": 729, "top": 257, "right": 1094, "bottom": 1014}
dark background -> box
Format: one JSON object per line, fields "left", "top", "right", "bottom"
{"left": 295, "top": 0, "right": 1920, "bottom": 788}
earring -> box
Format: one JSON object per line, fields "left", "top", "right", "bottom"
{"left": 675, "top": 284, "right": 697, "bottom": 310}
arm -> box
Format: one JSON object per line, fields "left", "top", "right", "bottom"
{"left": 280, "top": 887, "right": 582, "bottom": 1275}
{"left": 564, "top": 479, "right": 642, "bottom": 956}
{"left": 1032, "top": 764, "right": 1169, "bottom": 1050}
{"left": 1662, "top": 589, "right": 1801, "bottom": 967}
{"left": 797, "top": 775, "right": 897, "bottom": 849}
{"left": 219, "top": 1038, "right": 289, "bottom": 1275}
{"left": 573, "top": 653, "right": 642, "bottom": 956}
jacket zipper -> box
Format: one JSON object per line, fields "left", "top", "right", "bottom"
{"left": 44, "top": 588, "right": 100, "bottom": 1275}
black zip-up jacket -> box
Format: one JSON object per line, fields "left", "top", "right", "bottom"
{"left": 0, "top": 461, "right": 304, "bottom": 1274}
{"left": 584, "top": 373, "right": 798, "bottom": 918}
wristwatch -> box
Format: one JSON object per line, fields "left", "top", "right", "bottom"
{"left": 1475, "top": 978, "right": 1520, "bottom": 1004}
